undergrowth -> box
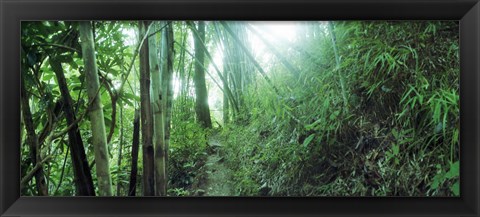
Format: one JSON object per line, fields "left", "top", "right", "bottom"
{"left": 220, "top": 21, "right": 459, "bottom": 196}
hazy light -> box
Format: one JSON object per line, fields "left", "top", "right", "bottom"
{"left": 172, "top": 74, "right": 181, "bottom": 99}
{"left": 248, "top": 21, "right": 298, "bottom": 55}
{"left": 122, "top": 27, "right": 137, "bottom": 46}
{"left": 122, "top": 22, "right": 299, "bottom": 124}
{"left": 252, "top": 22, "right": 298, "bottom": 41}
{"left": 204, "top": 22, "right": 298, "bottom": 123}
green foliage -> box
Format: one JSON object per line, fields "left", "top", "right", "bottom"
{"left": 430, "top": 161, "right": 460, "bottom": 196}
{"left": 20, "top": 21, "right": 459, "bottom": 197}
{"left": 168, "top": 121, "right": 209, "bottom": 192}
{"left": 385, "top": 143, "right": 400, "bottom": 165}
{"left": 168, "top": 187, "right": 190, "bottom": 196}
{"left": 220, "top": 21, "right": 459, "bottom": 196}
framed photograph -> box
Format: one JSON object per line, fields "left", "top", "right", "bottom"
{"left": 1, "top": 0, "right": 479, "bottom": 216}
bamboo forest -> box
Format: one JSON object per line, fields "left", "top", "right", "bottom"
{"left": 20, "top": 21, "right": 459, "bottom": 197}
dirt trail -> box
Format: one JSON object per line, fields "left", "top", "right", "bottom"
{"left": 200, "top": 136, "right": 234, "bottom": 196}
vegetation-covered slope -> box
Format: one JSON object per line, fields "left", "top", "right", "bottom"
{"left": 20, "top": 21, "right": 459, "bottom": 197}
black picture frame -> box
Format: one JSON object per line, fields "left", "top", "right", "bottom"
{"left": 1, "top": 0, "right": 479, "bottom": 216}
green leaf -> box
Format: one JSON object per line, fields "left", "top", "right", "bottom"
{"left": 445, "top": 161, "right": 459, "bottom": 179}
{"left": 122, "top": 92, "right": 140, "bottom": 101}
{"left": 430, "top": 173, "right": 444, "bottom": 190}
{"left": 450, "top": 181, "right": 460, "bottom": 196}
{"left": 104, "top": 103, "right": 112, "bottom": 110}
{"left": 72, "top": 85, "right": 83, "bottom": 91}
{"left": 392, "top": 144, "right": 399, "bottom": 155}
{"left": 329, "top": 110, "right": 340, "bottom": 120}
{"left": 42, "top": 73, "right": 54, "bottom": 81}
{"left": 431, "top": 179, "right": 439, "bottom": 189}
{"left": 302, "top": 134, "right": 315, "bottom": 148}
{"left": 305, "top": 119, "right": 322, "bottom": 131}
{"left": 391, "top": 129, "right": 398, "bottom": 139}
{"left": 69, "top": 61, "right": 79, "bottom": 69}
{"left": 119, "top": 97, "right": 134, "bottom": 107}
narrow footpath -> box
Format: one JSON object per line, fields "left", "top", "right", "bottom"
{"left": 199, "top": 136, "right": 234, "bottom": 196}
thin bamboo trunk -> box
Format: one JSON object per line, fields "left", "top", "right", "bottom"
{"left": 79, "top": 21, "right": 113, "bottom": 196}
{"left": 151, "top": 21, "right": 167, "bottom": 196}
{"left": 139, "top": 21, "right": 155, "bottom": 196}
{"left": 223, "top": 62, "right": 229, "bottom": 125}
{"left": 116, "top": 105, "right": 124, "bottom": 196}
{"left": 164, "top": 23, "right": 174, "bottom": 185}
{"left": 193, "top": 21, "right": 212, "bottom": 128}
{"left": 128, "top": 109, "right": 140, "bottom": 196}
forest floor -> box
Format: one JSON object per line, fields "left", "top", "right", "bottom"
{"left": 199, "top": 136, "right": 234, "bottom": 196}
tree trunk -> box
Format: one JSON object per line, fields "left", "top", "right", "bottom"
{"left": 163, "top": 23, "right": 175, "bottom": 188}
{"left": 128, "top": 109, "right": 140, "bottom": 196}
{"left": 193, "top": 21, "right": 212, "bottom": 128}
{"left": 175, "top": 33, "right": 239, "bottom": 115}
{"left": 139, "top": 21, "right": 155, "bottom": 196}
{"left": 151, "top": 21, "right": 167, "bottom": 196}
{"left": 116, "top": 105, "right": 124, "bottom": 196}
{"left": 79, "top": 21, "right": 113, "bottom": 196}
{"left": 20, "top": 78, "right": 48, "bottom": 196}
{"left": 49, "top": 58, "right": 95, "bottom": 196}
{"left": 222, "top": 56, "right": 230, "bottom": 125}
